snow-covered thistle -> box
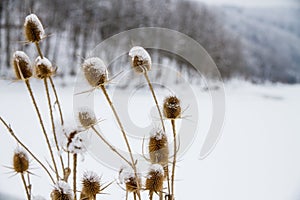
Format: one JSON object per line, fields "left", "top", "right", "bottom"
{"left": 145, "top": 164, "right": 165, "bottom": 200}
{"left": 82, "top": 57, "right": 108, "bottom": 88}
{"left": 24, "top": 14, "right": 44, "bottom": 43}
{"left": 34, "top": 56, "right": 55, "bottom": 79}
{"left": 129, "top": 46, "right": 152, "bottom": 73}
{"left": 12, "top": 51, "right": 32, "bottom": 80}
{"left": 78, "top": 107, "right": 97, "bottom": 128}
{"left": 51, "top": 181, "right": 73, "bottom": 200}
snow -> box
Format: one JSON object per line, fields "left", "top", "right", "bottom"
{"left": 119, "top": 166, "right": 135, "bottom": 184}
{"left": 129, "top": 46, "right": 152, "bottom": 65}
{"left": 150, "top": 128, "right": 165, "bottom": 140}
{"left": 13, "top": 51, "right": 31, "bottom": 66}
{"left": 24, "top": 14, "right": 45, "bottom": 39}
{"left": 1, "top": 79, "right": 300, "bottom": 200}
{"left": 53, "top": 181, "right": 73, "bottom": 198}
{"left": 82, "top": 171, "right": 101, "bottom": 183}
{"left": 148, "top": 164, "right": 164, "bottom": 175}
{"left": 81, "top": 57, "right": 108, "bottom": 78}
{"left": 35, "top": 56, "right": 52, "bottom": 68}
{"left": 77, "top": 106, "right": 97, "bottom": 128}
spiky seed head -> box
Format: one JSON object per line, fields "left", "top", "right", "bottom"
{"left": 24, "top": 14, "right": 44, "bottom": 43}
{"left": 125, "top": 176, "right": 141, "bottom": 193}
{"left": 80, "top": 171, "right": 101, "bottom": 199}
{"left": 149, "top": 129, "right": 169, "bottom": 165}
{"left": 34, "top": 56, "right": 54, "bottom": 79}
{"left": 12, "top": 51, "right": 32, "bottom": 80}
{"left": 13, "top": 148, "right": 29, "bottom": 173}
{"left": 145, "top": 164, "right": 164, "bottom": 194}
{"left": 129, "top": 46, "right": 151, "bottom": 73}
{"left": 51, "top": 181, "right": 73, "bottom": 200}
{"left": 163, "top": 96, "right": 181, "bottom": 119}
{"left": 78, "top": 107, "right": 97, "bottom": 128}
{"left": 82, "top": 57, "right": 108, "bottom": 87}
{"left": 119, "top": 167, "right": 141, "bottom": 193}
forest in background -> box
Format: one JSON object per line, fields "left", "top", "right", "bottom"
{"left": 0, "top": 0, "right": 299, "bottom": 84}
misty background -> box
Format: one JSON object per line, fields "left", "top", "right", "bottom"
{"left": 0, "top": 0, "right": 299, "bottom": 84}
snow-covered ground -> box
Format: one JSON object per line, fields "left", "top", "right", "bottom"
{"left": 0, "top": 78, "right": 300, "bottom": 200}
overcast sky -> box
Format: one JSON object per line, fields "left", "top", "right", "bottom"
{"left": 194, "top": 0, "right": 300, "bottom": 7}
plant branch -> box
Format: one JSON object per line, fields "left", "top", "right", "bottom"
{"left": 21, "top": 173, "right": 30, "bottom": 200}
{"left": 0, "top": 117, "right": 55, "bottom": 184}
{"left": 44, "top": 78, "right": 65, "bottom": 174}
{"left": 91, "top": 126, "right": 132, "bottom": 166}
{"left": 100, "top": 85, "right": 141, "bottom": 199}
{"left": 25, "top": 80, "right": 59, "bottom": 181}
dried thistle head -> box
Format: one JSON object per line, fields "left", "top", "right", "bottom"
{"left": 82, "top": 57, "right": 108, "bottom": 87}
{"left": 51, "top": 181, "right": 73, "bottom": 200}
{"left": 119, "top": 167, "right": 141, "bottom": 193}
{"left": 24, "top": 14, "right": 44, "bottom": 43}
{"left": 145, "top": 164, "right": 164, "bottom": 194}
{"left": 149, "top": 129, "right": 169, "bottom": 165}
{"left": 129, "top": 46, "right": 151, "bottom": 73}
{"left": 13, "top": 148, "right": 29, "bottom": 173}
{"left": 12, "top": 51, "right": 32, "bottom": 80}
{"left": 80, "top": 171, "right": 101, "bottom": 199}
{"left": 34, "top": 56, "right": 55, "bottom": 79}
{"left": 78, "top": 107, "right": 97, "bottom": 128}
{"left": 163, "top": 96, "right": 181, "bottom": 119}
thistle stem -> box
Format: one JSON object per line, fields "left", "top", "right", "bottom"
{"left": 44, "top": 78, "right": 65, "bottom": 174}
{"left": 49, "top": 77, "right": 64, "bottom": 125}
{"left": 171, "top": 119, "right": 177, "bottom": 199}
{"left": 0, "top": 117, "right": 55, "bottom": 184}
{"left": 144, "top": 72, "right": 165, "bottom": 132}
{"left": 25, "top": 80, "right": 59, "bottom": 180}
{"left": 35, "top": 42, "right": 43, "bottom": 59}
{"left": 21, "top": 173, "right": 30, "bottom": 200}
{"left": 100, "top": 85, "right": 141, "bottom": 199}
{"left": 73, "top": 153, "right": 77, "bottom": 200}
{"left": 91, "top": 126, "right": 132, "bottom": 166}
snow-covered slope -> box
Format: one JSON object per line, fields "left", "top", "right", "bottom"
{"left": 220, "top": 6, "right": 300, "bottom": 82}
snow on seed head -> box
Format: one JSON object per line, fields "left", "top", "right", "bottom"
{"left": 149, "top": 128, "right": 169, "bottom": 165}
{"left": 51, "top": 181, "right": 73, "bottom": 200}
{"left": 13, "top": 147, "right": 29, "bottom": 173}
{"left": 145, "top": 164, "right": 164, "bottom": 194}
{"left": 34, "top": 56, "right": 54, "bottom": 79}
{"left": 24, "top": 14, "right": 44, "bottom": 43}
{"left": 12, "top": 51, "right": 32, "bottom": 80}
{"left": 129, "top": 46, "right": 151, "bottom": 73}
{"left": 119, "top": 166, "right": 141, "bottom": 193}
{"left": 81, "top": 171, "right": 101, "bottom": 198}
{"left": 163, "top": 96, "right": 181, "bottom": 119}
{"left": 78, "top": 107, "right": 97, "bottom": 128}
{"left": 82, "top": 57, "right": 108, "bottom": 87}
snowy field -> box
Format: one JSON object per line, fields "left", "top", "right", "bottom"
{"left": 0, "top": 78, "right": 300, "bottom": 200}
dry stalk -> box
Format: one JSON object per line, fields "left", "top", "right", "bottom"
{"left": 100, "top": 85, "right": 141, "bottom": 199}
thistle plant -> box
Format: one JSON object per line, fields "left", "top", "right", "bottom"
{"left": 0, "top": 12, "right": 187, "bottom": 200}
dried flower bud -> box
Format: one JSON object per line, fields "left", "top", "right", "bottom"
{"left": 12, "top": 51, "right": 32, "bottom": 80}
{"left": 163, "top": 96, "right": 181, "bottom": 119}
{"left": 34, "top": 56, "right": 54, "bottom": 79}
{"left": 129, "top": 46, "right": 151, "bottom": 73}
{"left": 78, "top": 107, "right": 97, "bottom": 128}
{"left": 13, "top": 148, "right": 29, "bottom": 173}
{"left": 51, "top": 181, "right": 73, "bottom": 200}
{"left": 24, "top": 14, "right": 44, "bottom": 43}
{"left": 145, "top": 164, "right": 164, "bottom": 195}
{"left": 119, "top": 167, "right": 141, "bottom": 193}
{"left": 149, "top": 129, "right": 169, "bottom": 166}
{"left": 82, "top": 57, "right": 108, "bottom": 87}
{"left": 80, "top": 171, "right": 101, "bottom": 199}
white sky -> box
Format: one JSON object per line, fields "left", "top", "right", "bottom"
{"left": 193, "top": 0, "right": 300, "bottom": 7}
